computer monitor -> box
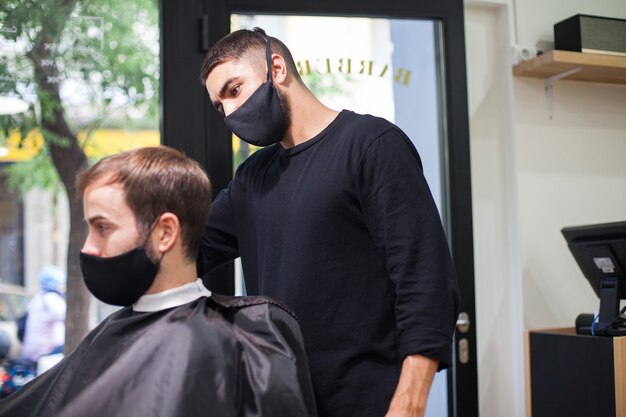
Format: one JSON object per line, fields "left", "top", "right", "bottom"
{"left": 562, "top": 221, "right": 626, "bottom": 336}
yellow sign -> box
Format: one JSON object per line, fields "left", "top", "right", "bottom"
{"left": 0, "top": 129, "right": 160, "bottom": 163}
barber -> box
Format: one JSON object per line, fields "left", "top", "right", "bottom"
{"left": 198, "top": 28, "right": 460, "bottom": 417}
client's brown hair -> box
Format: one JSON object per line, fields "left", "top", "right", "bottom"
{"left": 77, "top": 146, "right": 212, "bottom": 261}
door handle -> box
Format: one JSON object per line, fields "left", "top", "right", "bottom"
{"left": 456, "top": 312, "right": 470, "bottom": 334}
{"left": 456, "top": 312, "right": 471, "bottom": 364}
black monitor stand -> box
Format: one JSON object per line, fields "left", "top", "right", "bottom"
{"left": 578, "top": 277, "right": 626, "bottom": 336}
{"left": 599, "top": 278, "right": 621, "bottom": 328}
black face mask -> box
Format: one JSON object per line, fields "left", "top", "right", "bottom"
{"left": 80, "top": 246, "right": 159, "bottom": 307}
{"left": 223, "top": 36, "right": 285, "bottom": 147}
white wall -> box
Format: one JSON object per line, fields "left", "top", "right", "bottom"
{"left": 465, "top": 5, "right": 524, "bottom": 417}
{"left": 466, "top": 1, "right": 626, "bottom": 416}
{"left": 516, "top": 79, "right": 626, "bottom": 330}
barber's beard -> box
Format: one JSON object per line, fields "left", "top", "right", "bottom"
{"left": 277, "top": 88, "right": 291, "bottom": 134}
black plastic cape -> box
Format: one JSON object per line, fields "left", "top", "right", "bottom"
{"left": 0, "top": 295, "right": 317, "bottom": 417}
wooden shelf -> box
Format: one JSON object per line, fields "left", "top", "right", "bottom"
{"left": 513, "top": 50, "right": 626, "bottom": 85}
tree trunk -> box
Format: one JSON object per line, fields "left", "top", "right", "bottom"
{"left": 27, "top": 0, "right": 90, "bottom": 354}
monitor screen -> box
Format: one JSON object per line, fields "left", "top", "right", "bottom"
{"left": 562, "top": 221, "right": 626, "bottom": 297}
{"left": 562, "top": 221, "right": 626, "bottom": 334}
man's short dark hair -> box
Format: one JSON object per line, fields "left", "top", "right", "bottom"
{"left": 199, "top": 27, "right": 302, "bottom": 85}
{"left": 76, "top": 146, "right": 212, "bottom": 262}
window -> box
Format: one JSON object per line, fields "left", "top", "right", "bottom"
{"left": 0, "top": 0, "right": 159, "bottom": 324}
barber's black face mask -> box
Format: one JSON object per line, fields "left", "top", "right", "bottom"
{"left": 80, "top": 245, "right": 158, "bottom": 307}
{"left": 223, "top": 36, "right": 285, "bottom": 147}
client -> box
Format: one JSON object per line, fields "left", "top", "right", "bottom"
{"left": 0, "top": 146, "right": 316, "bottom": 417}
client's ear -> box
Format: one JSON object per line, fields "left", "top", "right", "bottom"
{"left": 154, "top": 213, "right": 180, "bottom": 254}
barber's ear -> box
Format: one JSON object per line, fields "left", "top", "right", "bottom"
{"left": 270, "top": 54, "right": 288, "bottom": 84}
{"left": 154, "top": 213, "right": 179, "bottom": 254}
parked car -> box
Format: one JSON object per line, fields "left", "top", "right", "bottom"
{"left": 0, "top": 283, "right": 34, "bottom": 398}
{"left": 0, "top": 283, "right": 31, "bottom": 360}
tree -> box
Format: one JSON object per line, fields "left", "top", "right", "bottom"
{"left": 0, "top": 0, "right": 158, "bottom": 352}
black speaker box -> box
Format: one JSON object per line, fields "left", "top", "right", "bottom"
{"left": 554, "top": 14, "right": 626, "bottom": 56}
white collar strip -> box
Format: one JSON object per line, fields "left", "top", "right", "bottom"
{"left": 133, "top": 278, "right": 212, "bottom": 312}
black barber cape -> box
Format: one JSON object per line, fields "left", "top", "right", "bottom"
{"left": 0, "top": 295, "right": 317, "bottom": 417}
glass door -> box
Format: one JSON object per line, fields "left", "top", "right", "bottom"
{"left": 229, "top": 13, "right": 449, "bottom": 416}
{"left": 230, "top": 15, "right": 446, "bottom": 213}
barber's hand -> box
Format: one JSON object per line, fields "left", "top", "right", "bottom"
{"left": 384, "top": 355, "right": 438, "bottom": 417}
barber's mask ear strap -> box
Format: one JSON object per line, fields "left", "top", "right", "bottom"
{"left": 265, "top": 36, "right": 272, "bottom": 82}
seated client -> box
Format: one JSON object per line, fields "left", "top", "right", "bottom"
{"left": 0, "top": 146, "right": 317, "bottom": 417}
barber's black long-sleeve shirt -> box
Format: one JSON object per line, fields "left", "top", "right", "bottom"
{"left": 198, "top": 110, "right": 460, "bottom": 417}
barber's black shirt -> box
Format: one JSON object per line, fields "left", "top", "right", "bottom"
{"left": 199, "top": 110, "right": 460, "bottom": 417}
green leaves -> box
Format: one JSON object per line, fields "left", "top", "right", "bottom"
{"left": 0, "top": 0, "right": 159, "bottom": 193}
